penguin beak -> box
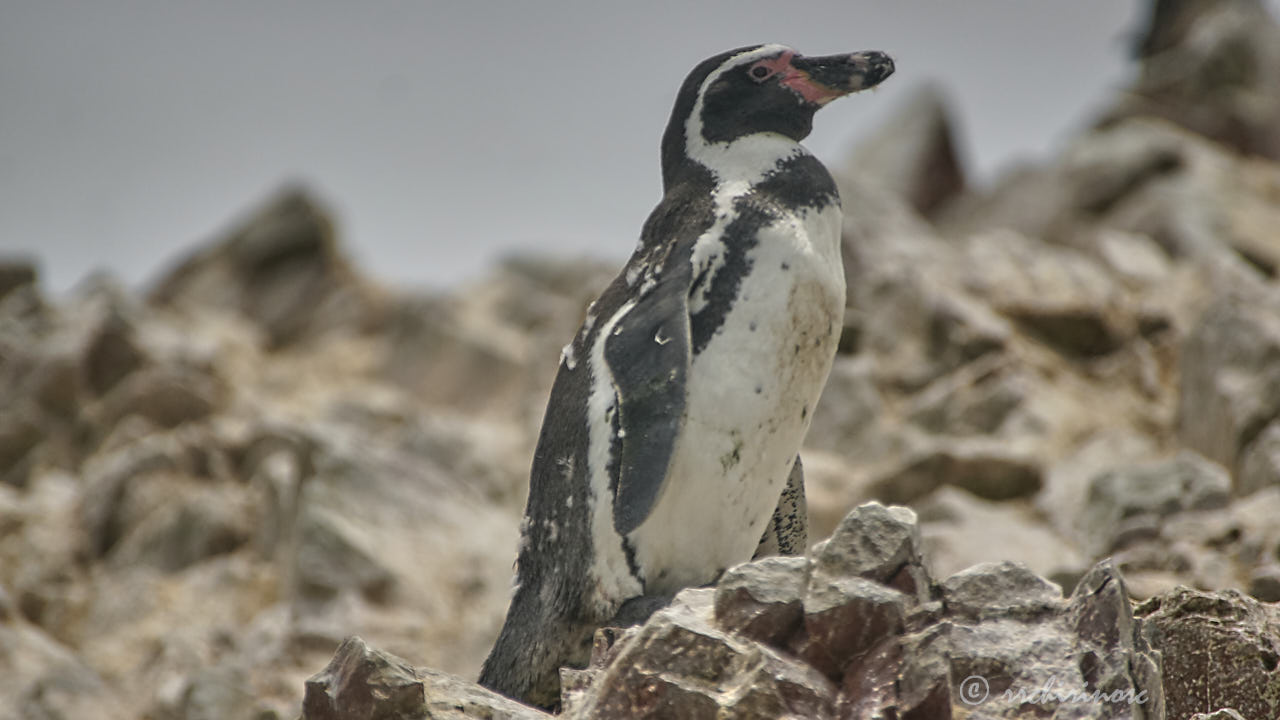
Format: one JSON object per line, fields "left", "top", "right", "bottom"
{"left": 783, "top": 51, "right": 895, "bottom": 106}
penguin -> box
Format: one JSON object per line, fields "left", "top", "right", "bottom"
{"left": 479, "top": 44, "right": 894, "bottom": 709}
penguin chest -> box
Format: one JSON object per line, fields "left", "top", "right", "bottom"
{"left": 629, "top": 204, "right": 845, "bottom": 594}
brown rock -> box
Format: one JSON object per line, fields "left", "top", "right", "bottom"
{"left": 793, "top": 576, "right": 907, "bottom": 679}
{"left": 811, "top": 502, "right": 930, "bottom": 595}
{"left": 1137, "top": 587, "right": 1280, "bottom": 720}
{"left": 712, "top": 556, "right": 809, "bottom": 647}
{"left": 579, "top": 589, "right": 837, "bottom": 719}
{"left": 302, "top": 635, "right": 425, "bottom": 720}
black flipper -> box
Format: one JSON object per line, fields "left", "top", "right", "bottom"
{"left": 605, "top": 264, "right": 692, "bottom": 536}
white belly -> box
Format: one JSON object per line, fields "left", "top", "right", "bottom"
{"left": 628, "top": 204, "right": 845, "bottom": 593}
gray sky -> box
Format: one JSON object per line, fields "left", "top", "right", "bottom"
{"left": 2, "top": 2, "right": 1166, "bottom": 294}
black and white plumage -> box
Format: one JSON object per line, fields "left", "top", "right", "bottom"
{"left": 479, "top": 44, "right": 894, "bottom": 709}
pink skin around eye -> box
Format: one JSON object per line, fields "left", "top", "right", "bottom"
{"left": 753, "top": 51, "right": 845, "bottom": 106}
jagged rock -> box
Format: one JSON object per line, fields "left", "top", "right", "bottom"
{"left": 845, "top": 83, "right": 966, "bottom": 216}
{"left": 712, "top": 556, "right": 808, "bottom": 647}
{"left": 811, "top": 502, "right": 930, "bottom": 597}
{"left": 1138, "top": 587, "right": 1280, "bottom": 720}
{"left": 792, "top": 576, "right": 907, "bottom": 680}
{"left": 1081, "top": 451, "right": 1231, "bottom": 556}
{"left": 302, "top": 635, "right": 425, "bottom": 720}
{"left": 572, "top": 589, "right": 838, "bottom": 719}
{"left": 1064, "top": 561, "right": 1165, "bottom": 719}
{"left": 304, "top": 635, "right": 552, "bottom": 720}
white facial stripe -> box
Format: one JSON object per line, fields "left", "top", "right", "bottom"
{"left": 684, "top": 44, "right": 805, "bottom": 185}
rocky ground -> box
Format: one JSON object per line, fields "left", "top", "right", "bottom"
{"left": 4, "top": 1, "right": 1280, "bottom": 718}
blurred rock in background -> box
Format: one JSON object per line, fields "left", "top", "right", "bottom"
{"left": 4, "top": 2, "right": 1280, "bottom": 718}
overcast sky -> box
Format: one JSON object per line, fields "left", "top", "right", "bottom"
{"left": 0, "top": 2, "right": 1192, "bottom": 294}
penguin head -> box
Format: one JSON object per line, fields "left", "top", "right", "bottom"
{"left": 662, "top": 45, "right": 894, "bottom": 186}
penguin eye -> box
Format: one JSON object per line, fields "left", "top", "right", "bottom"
{"left": 749, "top": 65, "right": 772, "bottom": 82}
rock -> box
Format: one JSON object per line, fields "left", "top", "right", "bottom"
{"left": 1112, "top": 485, "right": 1280, "bottom": 600}
{"left": 1237, "top": 420, "right": 1280, "bottom": 496}
{"left": 1247, "top": 565, "right": 1280, "bottom": 602}
{"left": 792, "top": 576, "right": 907, "bottom": 680}
{"left": 82, "top": 307, "right": 147, "bottom": 397}
{"left": 89, "top": 365, "right": 222, "bottom": 439}
{"left": 285, "top": 419, "right": 519, "bottom": 677}
{"left": 149, "top": 187, "right": 377, "bottom": 349}
{"left": 0, "top": 618, "right": 127, "bottom": 720}
{"left": 0, "top": 408, "right": 43, "bottom": 488}
{"left": 303, "top": 636, "right": 552, "bottom": 719}
{"left": 905, "top": 355, "right": 1026, "bottom": 436}
{"left": 1179, "top": 290, "right": 1280, "bottom": 478}
{"left": 1081, "top": 451, "right": 1231, "bottom": 557}
{"left": 1137, "top": 587, "right": 1280, "bottom": 720}
{"left": 1096, "top": 228, "right": 1173, "bottom": 286}
{"left": 712, "top": 556, "right": 808, "bottom": 647}
{"left": 1064, "top": 561, "right": 1165, "bottom": 719}
{"left": 106, "top": 483, "right": 251, "bottom": 573}
{"left": 0, "top": 259, "right": 37, "bottom": 301}
{"left": 573, "top": 589, "right": 838, "bottom": 719}
{"left": 1036, "top": 429, "right": 1162, "bottom": 547}
{"left": 805, "top": 356, "right": 884, "bottom": 455}
{"left": 868, "top": 438, "right": 1043, "bottom": 505}
{"left": 811, "top": 502, "right": 930, "bottom": 597}
{"left": 961, "top": 230, "right": 1128, "bottom": 357}
{"left": 916, "top": 487, "right": 1087, "bottom": 583}
{"left": 940, "top": 561, "right": 1063, "bottom": 623}
{"left": 380, "top": 295, "right": 533, "bottom": 418}
{"left": 1115, "top": 0, "right": 1280, "bottom": 161}
{"left": 845, "top": 83, "right": 966, "bottom": 217}
{"left": 302, "top": 635, "right": 425, "bottom": 720}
